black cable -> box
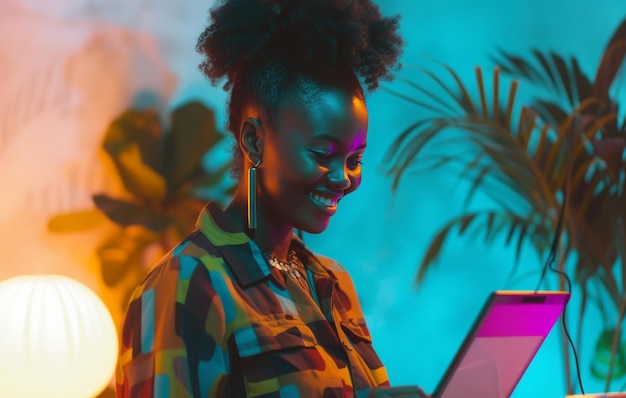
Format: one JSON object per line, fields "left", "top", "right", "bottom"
{"left": 533, "top": 163, "right": 585, "bottom": 394}
{"left": 548, "top": 257, "right": 585, "bottom": 394}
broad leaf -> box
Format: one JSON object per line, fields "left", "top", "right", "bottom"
{"left": 112, "top": 142, "right": 167, "bottom": 203}
{"left": 167, "top": 101, "right": 225, "bottom": 192}
{"left": 590, "top": 328, "right": 626, "bottom": 383}
{"left": 47, "top": 209, "right": 108, "bottom": 232}
{"left": 103, "top": 109, "right": 163, "bottom": 172}
{"left": 93, "top": 194, "right": 170, "bottom": 232}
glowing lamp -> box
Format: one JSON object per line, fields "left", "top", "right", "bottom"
{"left": 0, "top": 275, "right": 118, "bottom": 398}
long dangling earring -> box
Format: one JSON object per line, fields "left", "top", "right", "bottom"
{"left": 248, "top": 158, "right": 261, "bottom": 230}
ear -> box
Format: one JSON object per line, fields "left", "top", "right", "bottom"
{"left": 239, "top": 117, "right": 264, "bottom": 164}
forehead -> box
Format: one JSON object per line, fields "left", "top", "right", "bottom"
{"left": 275, "top": 85, "right": 368, "bottom": 145}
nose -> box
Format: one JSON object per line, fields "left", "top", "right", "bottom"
{"left": 327, "top": 162, "right": 352, "bottom": 191}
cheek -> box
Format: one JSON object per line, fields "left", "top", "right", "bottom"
{"left": 282, "top": 156, "right": 322, "bottom": 182}
{"left": 346, "top": 173, "right": 362, "bottom": 195}
{"left": 262, "top": 153, "right": 321, "bottom": 193}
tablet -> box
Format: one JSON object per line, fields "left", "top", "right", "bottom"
{"left": 432, "top": 290, "right": 570, "bottom": 398}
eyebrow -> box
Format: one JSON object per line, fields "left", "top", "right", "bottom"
{"left": 311, "top": 134, "right": 367, "bottom": 151}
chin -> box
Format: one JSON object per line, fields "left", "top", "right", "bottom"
{"left": 302, "top": 227, "right": 327, "bottom": 235}
{"left": 297, "top": 219, "right": 331, "bottom": 235}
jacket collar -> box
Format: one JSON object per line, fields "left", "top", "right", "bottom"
{"left": 196, "top": 203, "right": 336, "bottom": 287}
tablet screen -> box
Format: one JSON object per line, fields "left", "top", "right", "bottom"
{"left": 435, "top": 291, "right": 569, "bottom": 398}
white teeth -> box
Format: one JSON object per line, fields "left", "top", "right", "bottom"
{"left": 309, "top": 193, "right": 337, "bottom": 207}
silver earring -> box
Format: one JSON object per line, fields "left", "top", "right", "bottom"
{"left": 248, "top": 159, "right": 261, "bottom": 230}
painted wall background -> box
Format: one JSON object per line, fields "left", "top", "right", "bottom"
{"left": 0, "top": 0, "right": 624, "bottom": 396}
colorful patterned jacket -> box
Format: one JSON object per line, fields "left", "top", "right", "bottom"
{"left": 116, "top": 202, "right": 390, "bottom": 397}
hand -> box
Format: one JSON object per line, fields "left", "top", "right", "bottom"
{"left": 368, "top": 386, "right": 430, "bottom": 398}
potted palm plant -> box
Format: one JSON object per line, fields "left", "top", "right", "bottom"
{"left": 384, "top": 18, "right": 626, "bottom": 394}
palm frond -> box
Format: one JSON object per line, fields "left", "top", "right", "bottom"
{"left": 396, "top": 76, "right": 458, "bottom": 114}
{"left": 594, "top": 17, "right": 626, "bottom": 99}
{"left": 385, "top": 51, "right": 626, "bottom": 390}
{"left": 491, "top": 48, "right": 551, "bottom": 88}
{"left": 385, "top": 66, "right": 561, "bottom": 224}
{"left": 381, "top": 87, "right": 448, "bottom": 115}
{"left": 415, "top": 210, "right": 549, "bottom": 284}
{"left": 572, "top": 56, "right": 594, "bottom": 100}
{"left": 416, "top": 62, "right": 480, "bottom": 115}
{"left": 385, "top": 121, "right": 448, "bottom": 189}
{"left": 549, "top": 51, "right": 575, "bottom": 105}
{"left": 493, "top": 48, "right": 593, "bottom": 110}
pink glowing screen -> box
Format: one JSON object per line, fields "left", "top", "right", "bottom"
{"left": 434, "top": 291, "right": 570, "bottom": 398}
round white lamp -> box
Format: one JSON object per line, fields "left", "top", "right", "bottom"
{"left": 0, "top": 275, "right": 118, "bottom": 398}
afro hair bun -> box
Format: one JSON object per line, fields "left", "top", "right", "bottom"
{"left": 196, "top": 0, "right": 403, "bottom": 91}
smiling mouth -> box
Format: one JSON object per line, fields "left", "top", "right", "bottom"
{"left": 308, "top": 192, "right": 339, "bottom": 208}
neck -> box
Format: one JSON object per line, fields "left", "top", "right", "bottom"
{"left": 224, "top": 190, "right": 294, "bottom": 261}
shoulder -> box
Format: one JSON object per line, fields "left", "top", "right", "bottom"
{"left": 309, "top": 253, "right": 361, "bottom": 297}
{"left": 134, "top": 230, "right": 230, "bottom": 304}
{"left": 314, "top": 253, "right": 348, "bottom": 275}
{"left": 292, "top": 235, "right": 348, "bottom": 277}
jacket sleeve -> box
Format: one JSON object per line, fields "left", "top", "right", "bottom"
{"left": 116, "top": 257, "right": 228, "bottom": 398}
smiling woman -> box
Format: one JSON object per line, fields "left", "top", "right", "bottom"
{"left": 114, "top": 1, "right": 416, "bottom": 397}
{"left": 255, "top": 86, "right": 368, "bottom": 234}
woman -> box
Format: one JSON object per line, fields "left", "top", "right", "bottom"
{"left": 116, "top": 0, "right": 424, "bottom": 396}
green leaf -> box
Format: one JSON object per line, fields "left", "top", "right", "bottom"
{"left": 93, "top": 194, "right": 171, "bottom": 232}
{"left": 47, "top": 209, "right": 108, "bottom": 232}
{"left": 104, "top": 109, "right": 163, "bottom": 172}
{"left": 590, "top": 328, "right": 626, "bottom": 381}
{"left": 112, "top": 142, "right": 168, "bottom": 203}
{"left": 166, "top": 101, "right": 226, "bottom": 191}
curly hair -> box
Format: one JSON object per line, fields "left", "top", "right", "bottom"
{"left": 196, "top": 0, "right": 403, "bottom": 175}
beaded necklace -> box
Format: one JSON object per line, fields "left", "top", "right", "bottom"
{"left": 266, "top": 250, "right": 305, "bottom": 280}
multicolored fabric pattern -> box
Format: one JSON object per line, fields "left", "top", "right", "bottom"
{"left": 116, "top": 202, "right": 389, "bottom": 397}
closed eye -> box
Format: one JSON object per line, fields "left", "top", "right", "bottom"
{"left": 347, "top": 155, "right": 363, "bottom": 170}
{"left": 311, "top": 150, "right": 331, "bottom": 165}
